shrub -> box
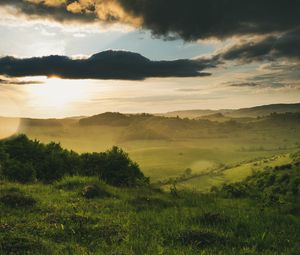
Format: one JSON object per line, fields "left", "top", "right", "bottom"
{"left": 1, "top": 135, "right": 149, "bottom": 186}
{"left": 1, "top": 160, "right": 36, "bottom": 183}
{"left": 103, "top": 146, "right": 147, "bottom": 186}
{"left": 221, "top": 183, "right": 248, "bottom": 198}
{"left": 81, "top": 146, "right": 148, "bottom": 187}
{"left": 2, "top": 135, "right": 80, "bottom": 183}
{"left": 0, "top": 145, "right": 8, "bottom": 166}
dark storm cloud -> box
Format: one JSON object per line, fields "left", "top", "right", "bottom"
{"left": 220, "top": 28, "right": 300, "bottom": 62}
{"left": 1, "top": 1, "right": 299, "bottom": 63}
{"left": 2, "top": 0, "right": 299, "bottom": 40}
{"left": 118, "top": 0, "right": 300, "bottom": 40}
{"left": 0, "top": 50, "right": 216, "bottom": 80}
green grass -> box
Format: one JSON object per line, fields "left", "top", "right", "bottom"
{"left": 23, "top": 124, "right": 300, "bottom": 182}
{"left": 0, "top": 173, "right": 299, "bottom": 254}
{"left": 176, "top": 153, "right": 293, "bottom": 192}
{"left": 17, "top": 113, "right": 300, "bottom": 184}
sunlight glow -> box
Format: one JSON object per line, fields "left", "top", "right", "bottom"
{"left": 28, "top": 78, "right": 88, "bottom": 108}
{"left": 0, "top": 117, "right": 20, "bottom": 140}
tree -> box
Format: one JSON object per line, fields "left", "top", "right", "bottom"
{"left": 81, "top": 147, "right": 148, "bottom": 187}
{"left": 101, "top": 146, "right": 147, "bottom": 186}
{"left": 1, "top": 159, "right": 36, "bottom": 183}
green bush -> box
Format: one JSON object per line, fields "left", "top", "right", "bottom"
{"left": 219, "top": 162, "right": 300, "bottom": 206}
{"left": 81, "top": 146, "right": 148, "bottom": 187}
{"left": 1, "top": 135, "right": 148, "bottom": 186}
{"left": 1, "top": 160, "right": 36, "bottom": 183}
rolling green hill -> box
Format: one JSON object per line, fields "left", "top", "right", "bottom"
{"left": 1, "top": 103, "right": 300, "bottom": 185}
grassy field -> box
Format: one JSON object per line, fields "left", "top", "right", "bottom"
{"left": 19, "top": 112, "right": 300, "bottom": 187}
{"left": 173, "top": 154, "right": 293, "bottom": 192}
{"left": 0, "top": 171, "right": 299, "bottom": 255}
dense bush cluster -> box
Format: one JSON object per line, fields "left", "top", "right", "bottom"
{"left": 216, "top": 160, "right": 300, "bottom": 206}
{"left": 0, "top": 135, "right": 148, "bottom": 186}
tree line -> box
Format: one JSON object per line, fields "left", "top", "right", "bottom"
{"left": 0, "top": 135, "right": 148, "bottom": 186}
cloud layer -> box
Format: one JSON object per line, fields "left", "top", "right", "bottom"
{"left": 2, "top": 0, "right": 299, "bottom": 40}
{"left": 2, "top": 0, "right": 299, "bottom": 65}
{"left": 219, "top": 28, "right": 300, "bottom": 62}
{"left": 0, "top": 50, "right": 215, "bottom": 80}
{"left": 0, "top": 0, "right": 96, "bottom": 23}
{"left": 0, "top": 78, "right": 43, "bottom": 85}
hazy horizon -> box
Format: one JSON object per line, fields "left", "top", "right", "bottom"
{"left": 0, "top": 101, "right": 299, "bottom": 119}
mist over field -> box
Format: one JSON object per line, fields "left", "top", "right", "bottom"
{"left": 6, "top": 103, "right": 298, "bottom": 188}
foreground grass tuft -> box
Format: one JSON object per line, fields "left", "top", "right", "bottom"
{"left": 0, "top": 189, "right": 36, "bottom": 208}
{"left": 177, "top": 229, "right": 228, "bottom": 248}
{"left": 0, "top": 236, "right": 51, "bottom": 255}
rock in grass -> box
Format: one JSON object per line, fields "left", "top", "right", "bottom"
{"left": 81, "top": 184, "right": 110, "bottom": 199}
{"left": 0, "top": 191, "right": 36, "bottom": 208}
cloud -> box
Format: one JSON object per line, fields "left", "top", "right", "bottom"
{"left": 219, "top": 28, "right": 300, "bottom": 62}
{"left": 230, "top": 82, "right": 259, "bottom": 87}
{"left": 226, "top": 62, "right": 300, "bottom": 89}
{"left": 176, "top": 88, "right": 203, "bottom": 92}
{"left": 0, "top": 0, "right": 96, "bottom": 23}
{"left": 0, "top": 50, "right": 216, "bottom": 80}
{"left": 119, "top": 0, "right": 300, "bottom": 40}
{"left": 2, "top": 0, "right": 299, "bottom": 40}
{"left": 0, "top": 78, "right": 44, "bottom": 85}
{"left": 1, "top": 1, "right": 299, "bottom": 64}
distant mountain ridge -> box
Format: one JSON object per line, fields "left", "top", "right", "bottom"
{"left": 160, "top": 103, "right": 300, "bottom": 119}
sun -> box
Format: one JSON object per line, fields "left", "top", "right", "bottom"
{"left": 28, "top": 78, "right": 87, "bottom": 108}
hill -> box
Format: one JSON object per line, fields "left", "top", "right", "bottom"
{"left": 228, "top": 103, "right": 300, "bottom": 118}
{"left": 159, "top": 109, "right": 231, "bottom": 119}
{"left": 162, "top": 103, "right": 300, "bottom": 119}
{"left": 0, "top": 104, "right": 300, "bottom": 185}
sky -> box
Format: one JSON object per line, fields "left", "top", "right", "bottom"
{"left": 0, "top": 0, "right": 299, "bottom": 118}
